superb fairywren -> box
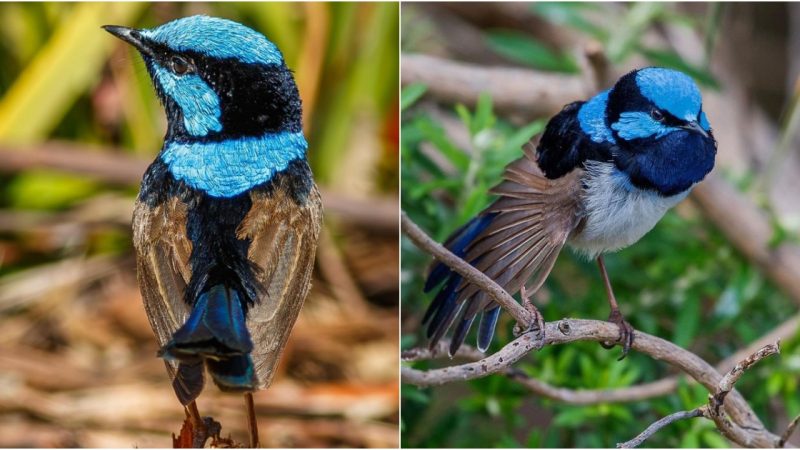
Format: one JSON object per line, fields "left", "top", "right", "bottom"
{"left": 104, "top": 16, "right": 322, "bottom": 446}
{"left": 424, "top": 67, "right": 716, "bottom": 358}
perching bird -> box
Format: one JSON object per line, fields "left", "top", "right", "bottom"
{"left": 423, "top": 67, "right": 716, "bottom": 359}
{"left": 104, "top": 16, "right": 322, "bottom": 446}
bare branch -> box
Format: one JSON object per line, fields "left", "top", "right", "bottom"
{"left": 402, "top": 330, "right": 541, "bottom": 386}
{"left": 401, "top": 212, "right": 784, "bottom": 447}
{"left": 704, "top": 342, "right": 782, "bottom": 447}
{"left": 0, "top": 141, "right": 398, "bottom": 233}
{"left": 400, "top": 211, "right": 533, "bottom": 327}
{"left": 401, "top": 53, "right": 588, "bottom": 118}
{"left": 711, "top": 342, "right": 781, "bottom": 414}
{"left": 780, "top": 414, "right": 800, "bottom": 447}
{"left": 617, "top": 408, "right": 704, "bottom": 448}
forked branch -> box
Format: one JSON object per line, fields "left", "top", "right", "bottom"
{"left": 401, "top": 211, "right": 785, "bottom": 448}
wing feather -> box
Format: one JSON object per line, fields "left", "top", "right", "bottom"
{"left": 236, "top": 181, "right": 322, "bottom": 389}
{"left": 439, "top": 144, "right": 584, "bottom": 351}
{"left": 133, "top": 197, "right": 193, "bottom": 349}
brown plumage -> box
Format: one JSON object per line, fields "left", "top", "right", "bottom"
{"left": 133, "top": 169, "right": 323, "bottom": 394}
{"left": 426, "top": 144, "right": 585, "bottom": 353}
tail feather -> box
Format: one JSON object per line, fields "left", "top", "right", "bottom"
{"left": 449, "top": 315, "right": 475, "bottom": 356}
{"left": 422, "top": 214, "right": 496, "bottom": 351}
{"left": 424, "top": 214, "right": 496, "bottom": 292}
{"left": 477, "top": 307, "right": 500, "bottom": 352}
{"left": 172, "top": 361, "right": 204, "bottom": 405}
{"left": 207, "top": 354, "right": 256, "bottom": 392}
{"left": 161, "top": 282, "right": 257, "bottom": 395}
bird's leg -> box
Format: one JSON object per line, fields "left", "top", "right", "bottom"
{"left": 185, "top": 401, "right": 211, "bottom": 448}
{"left": 187, "top": 401, "right": 204, "bottom": 430}
{"left": 516, "top": 285, "right": 545, "bottom": 343}
{"left": 245, "top": 392, "right": 260, "bottom": 448}
{"left": 596, "top": 255, "right": 634, "bottom": 360}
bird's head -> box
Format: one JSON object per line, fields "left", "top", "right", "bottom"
{"left": 103, "top": 15, "right": 302, "bottom": 142}
{"left": 605, "top": 67, "right": 717, "bottom": 196}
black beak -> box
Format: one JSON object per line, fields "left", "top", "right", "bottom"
{"left": 681, "top": 120, "right": 709, "bottom": 139}
{"left": 102, "top": 25, "right": 154, "bottom": 57}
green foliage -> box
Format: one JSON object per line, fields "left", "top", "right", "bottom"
{"left": 484, "top": 30, "right": 579, "bottom": 73}
{"left": 469, "top": 2, "right": 722, "bottom": 89}
{"left": 401, "top": 95, "right": 798, "bottom": 448}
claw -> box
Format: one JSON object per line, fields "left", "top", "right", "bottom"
{"left": 517, "top": 285, "right": 545, "bottom": 347}
{"left": 603, "top": 308, "right": 634, "bottom": 360}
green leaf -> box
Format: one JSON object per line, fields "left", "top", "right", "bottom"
{"left": 417, "top": 119, "right": 470, "bottom": 171}
{"left": 8, "top": 170, "right": 99, "bottom": 210}
{"left": 0, "top": 2, "right": 145, "bottom": 144}
{"left": 530, "top": 2, "right": 607, "bottom": 40}
{"left": 401, "top": 83, "right": 428, "bottom": 110}
{"left": 605, "top": 2, "right": 665, "bottom": 62}
{"left": 471, "top": 93, "right": 495, "bottom": 135}
{"left": 484, "top": 30, "right": 579, "bottom": 73}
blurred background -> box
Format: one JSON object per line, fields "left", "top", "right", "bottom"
{"left": 0, "top": 2, "right": 398, "bottom": 447}
{"left": 401, "top": 2, "right": 800, "bottom": 448}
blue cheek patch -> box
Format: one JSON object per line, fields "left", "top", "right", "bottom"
{"left": 141, "top": 15, "right": 283, "bottom": 66}
{"left": 611, "top": 111, "right": 674, "bottom": 141}
{"left": 636, "top": 68, "right": 702, "bottom": 122}
{"left": 160, "top": 131, "right": 307, "bottom": 197}
{"left": 152, "top": 65, "right": 222, "bottom": 137}
{"left": 577, "top": 90, "right": 616, "bottom": 144}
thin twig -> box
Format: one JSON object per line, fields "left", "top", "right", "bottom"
{"left": 712, "top": 342, "right": 781, "bottom": 414}
{"left": 617, "top": 408, "right": 704, "bottom": 448}
{"left": 400, "top": 211, "right": 533, "bottom": 327}
{"left": 780, "top": 414, "right": 800, "bottom": 447}
{"left": 617, "top": 342, "right": 782, "bottom": 448}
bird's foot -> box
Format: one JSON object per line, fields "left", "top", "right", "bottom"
{"left": 513, "top": 285, "right": 545, "bottom": 347}
{"left": 601, "top": 308, "right": 634, "bottom": 360}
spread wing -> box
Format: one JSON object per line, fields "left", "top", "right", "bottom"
{"left": 132, "top": 195, "right": 193, "bottom": 374}
{"left": 236, "top": 176, "right": 323, "bottom": 389}
{"left": 424, "top": 144, "right": 584, "bottom": 354}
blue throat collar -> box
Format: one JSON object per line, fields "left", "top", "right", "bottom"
{"left": 160, "top": 131, "right": 308, "bottom": 198}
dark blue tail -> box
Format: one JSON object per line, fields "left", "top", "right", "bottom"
{"left": 422, "top": 214, "right": 498, "bottom": 354}
{"left": 160, "top": 283, "right": 256, "bottom": 404}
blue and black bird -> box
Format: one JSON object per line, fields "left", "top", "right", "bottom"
{"left": 104, "top": 16, "right": 322, "bottom": 446}
{"left": 423, "top": 67, "right": 716, "bottom": 359}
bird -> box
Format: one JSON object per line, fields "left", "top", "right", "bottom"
{"left": 103, "top": 15, "right": 322, "bottom": 447}
{"left": 422, "top": 67, "right": 716, "bottom": 359}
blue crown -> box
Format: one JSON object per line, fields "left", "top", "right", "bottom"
{"left": 635, "top": 67, "right": 702, "bottom": 122}
{"left": 141, "top": 15, "right": 284, "bottom": 66}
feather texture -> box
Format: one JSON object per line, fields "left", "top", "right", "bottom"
{"left": 424, "top": 145, "right": 584, "bottom": 354}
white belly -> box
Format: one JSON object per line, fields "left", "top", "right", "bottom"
{"left": 568, "top": 161, "right": 688, "bottom": 258}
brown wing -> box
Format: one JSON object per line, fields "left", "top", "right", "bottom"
{"left": 447, "top": 144, "right": 584, "bottom": 349}
{"left": 132, "top": 196, "right": 194, "bottom": 375}
{"left": 236, "top": 180, "right": 323, "bottom": 390}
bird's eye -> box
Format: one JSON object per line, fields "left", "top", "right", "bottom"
{"left": 650, "top": 109, "right": 664, "bottom": 122}
{"left": 169, "top": 56, "right": 191, "bottom": 75}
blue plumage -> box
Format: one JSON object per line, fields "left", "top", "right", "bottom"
{"left": 140, "top": 15, "right": 284, "bottom": 66}
{"left": 161, "top": 131, "right": 307, "bottom": 197}
{"left": 149, "top": 63, "right": 223, "bottom": 137}
{"left": 422, "top": 67, "right": 717, "bottom": 357}
{"left": 577, "top": 89, "right": 615, "bottom": 144}
{"left": 635, "top": 67, "right": 702, "bottom": 121}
